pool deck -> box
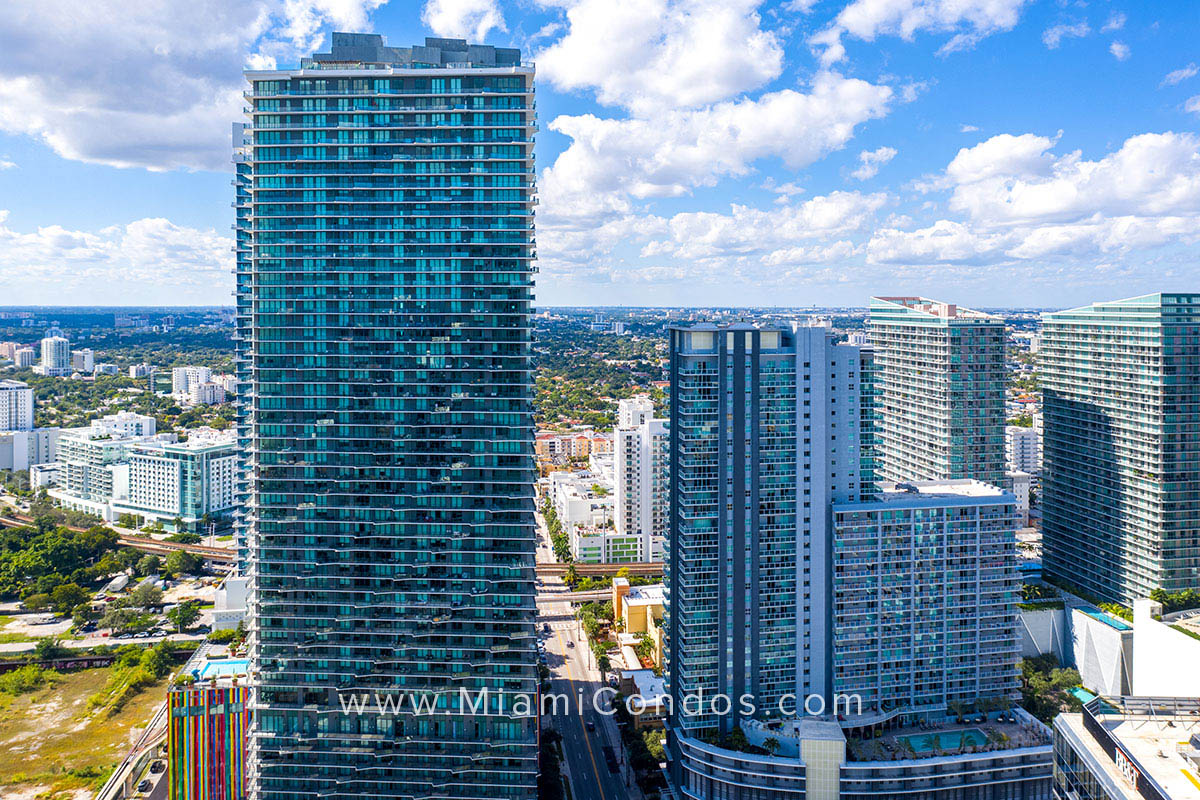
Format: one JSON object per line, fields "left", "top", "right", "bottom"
{"left": 847, "top": 719, "right": 1051, "bottom": 762}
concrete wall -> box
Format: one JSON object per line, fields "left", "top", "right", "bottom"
{"left": 1069, "top": 608, "right": 1132, "bottom": 696}
{"left": 1131, "top": 599, "right": 1200, "bottom": 697}
{"left": 1019, "top": 606, "right": 1069, "bottom": 661}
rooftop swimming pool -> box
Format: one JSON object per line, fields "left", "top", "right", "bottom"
{"left": 899, "top": 728, "right": 988, "bottom": 754}
{"left": 197, "top": 658, "right": 250, "bottom": 679}
{"left": 1069, "top": 687, "right": 1097, "bottom": 704}
{"left": 1079, "top": 608, "right": 1132, "bottom": 631}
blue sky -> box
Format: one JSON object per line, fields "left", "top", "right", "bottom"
{"left": 0, "top": 0, "right": 1197, "bottom": 307}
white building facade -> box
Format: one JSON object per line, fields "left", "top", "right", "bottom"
{"left": 614, "top": 397, "right": 669, "bottom": 561}
{"left": 1006, "top": 424, "right": 1041, "bottom": 475}
{"left": 0, "top": 380, "right": 34, "bottom": 431}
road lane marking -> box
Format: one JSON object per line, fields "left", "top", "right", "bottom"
{"left": 554, "top": 626, "right": 607, "bottom": 800}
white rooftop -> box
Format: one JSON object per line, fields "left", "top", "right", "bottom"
{"left": 877, "top": 479, "right": 1009, "bottom": 500}
{"left": 1059, "top": 710, "right": 1200, "bottom": 799}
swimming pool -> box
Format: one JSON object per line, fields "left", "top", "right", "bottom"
{"left": 899, "top": 728, "right": 988, "bottom": 753}
{"left": 1069, "top": 687, "right": 1097, "bottom": 704}
{"left": 198, "top": 658, "right": 250, "bottom": 679}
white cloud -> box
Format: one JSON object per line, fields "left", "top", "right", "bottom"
{"left": 1186, "top": 96, "right": 1200, "bottom": 115}
{"left": 422, "top": 0, "right": 506, "bottom": 42}
{"left": 868, "top": 130, "right": 1200, "bottom": 268}
{"left": 539, "top": 72, "right": 893, "bottom": 225}
{"left": 851, "top": 146, "right": 897, "bottom": 180}
{"left": 0, "top": 0, "right": 386, "bottom": 171}
{"left": 947, "top": 131, "right": 1200, "bottom": 224}
{"left": 960, "top": 124, "right": 979, "bottom": 133}
{"left": 1110, "top": 41, "right": 1130, "bottom": 61}
{"left": 1101, "top": 13, "right": 1126, "bottom": 33}
{"left": 643, "top": 192, "right": 887, "bottom": 259}
{"left": 0, "top": 160, "right": 14, "bottom": 170}
{"left": 1163, "top": 63, "right": 1199, "bottom": 87}
{"left": 536, "top": 0, "right": 783, "bottom": 113}
{"left": 1042, "top": 21, "right": 1089, "bottom": 49}
{"left": 812, "top": 0, "right": 1030, "bottom": 66}
{"left": 0, "top": 211, "right": 232, "bottom": 304}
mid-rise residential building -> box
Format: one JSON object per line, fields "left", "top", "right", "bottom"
{"left": 869, "top": 296, "right": 1006, "bottom": 486}
{"left": 1041, "top": 293, "right": 1200, "bottom": 602}
{"left": 666, "top": 322, "right": 1041, "bottom": 800}
{"left": 614, "top": 397, "right": 668, "bottom": 561}
{"left": 129, "top": 363, "right": 154, "bottom": 379}
{"left": 0, "top": 341, "right": 18, "bottom": 360}
{"left": 0, "top": 379, "right": 34, "bottom": 431}
{"left": 172, "top": 365, "right": 212, "bottom": 396}
{"left": 110, "top": 429, "right": 238, "bottom": 532}
{"left": 189, "top": 381, "right": 226, "bottom": 406}
{"left": 1006, "top": 423, "right": 1041, "bottom": 475}
{"left": 831, "top": 480, "right": 1020, "bottom": 716}
{"left": 1054, "top": 696, "right": 1200, "bottom": 800}
{"left": 50, "top": 425, "right": 152, "bottom": 517}
{"left": 13, "top": 347, "right": 35, "bottom": 368}
{"left": 71, "top": 348, "right": 94, "bottom": 372}
{"left": 0, "top": 428, "right": 60, "bottom": 471}
{"left": 36, "top": 335, "right": 71, "bottom": 376}
{"left": 238, "top": 33, "right": 538, "bottom": 800}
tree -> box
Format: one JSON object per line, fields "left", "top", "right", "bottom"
{"left": 116, "top": 513, "right": 140, "bottom": 529}
{"left": 166, "top": 602, "right": 201, "bottom": 632}
{"left": 129, "top": 582, "right": 164, "bottom": 609}
{"left": 136, "top": 554, "right": 161, "bottom": 577}
{"left": 597, "top": 654, "right": 611, "bottom": 674}
{"left": 164, "top": 549, "right": 201, "bottom": 577}
{"left": 34, "top": 637, "right": 65, "bottom": 660}
{"left": 50, "top": 583, "right": 88, "bottom": 614}
{"left": 762, "top": 737, "right": 781, "bottom": 756}
{"left": 564, "top": 563, "right": 579, "bottom": 588}
{"left": 171, "top": 516, "right": 185, "bottom": 533}
{"left": 23, "top": 593, "right": 51, "bottom": 612}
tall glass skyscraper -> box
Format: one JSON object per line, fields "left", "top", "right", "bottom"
{"left": 236, "top": 33, "right": 538, "bottom": 800}
{"left": 666, "top": 323, "right": 875, "bottom": 742}
{"left": 869, "top": 297, "right": 1006, "bottom": 486}
{"left": 666, "top": 323, "right": 1027, "bottom": 800}
{"left": 1041, "top": 293, "right": 1200, "bottom": 603}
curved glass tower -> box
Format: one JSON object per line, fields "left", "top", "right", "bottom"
{"left": 235, "top": 33, "right": 538, "bottom": 800}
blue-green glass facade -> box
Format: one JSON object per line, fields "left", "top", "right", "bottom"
{"left": 236, "top": 33, "right": 538, "bottom": 800}
{"left": 1041, "top": 293, "right": 1200, "bottom": 603}
{"left": 869, "top": 297, "right": 1006, "bottom": 487}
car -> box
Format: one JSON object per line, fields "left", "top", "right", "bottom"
{"left": 542, "top": 623, "right": 551, "bottom": 633}
{"left": 150, "top": 761, "right": 165, "bottom": 774}
{"left": 137, "top": 779, "right": 151, "bottom": 792}
{"left": 566, "top": 640, "right": 574, "bottom": 648}
{"left": 585, "top": 720, "right": 596, "bottom": 732}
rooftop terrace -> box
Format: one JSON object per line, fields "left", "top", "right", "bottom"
{"left": 301, "top": 33, "right": 522, "bottom": 70}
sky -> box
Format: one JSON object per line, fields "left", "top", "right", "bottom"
{"left": 0, "top": 0, "right": 1198, "bottom": 308}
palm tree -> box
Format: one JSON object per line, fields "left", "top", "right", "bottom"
{"left": 564, "top": 564, "right": 579, "bottom": 588}
{"left": 762, "top": 737, "right": 781, "bottom": 756}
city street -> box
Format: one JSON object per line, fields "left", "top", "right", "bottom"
{"left": 536, "top": 512, "right": 639, "bottom": 800}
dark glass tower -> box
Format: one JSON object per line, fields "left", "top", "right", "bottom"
{"left": 236, "top": 33, "right": 538, "bottom": 800}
